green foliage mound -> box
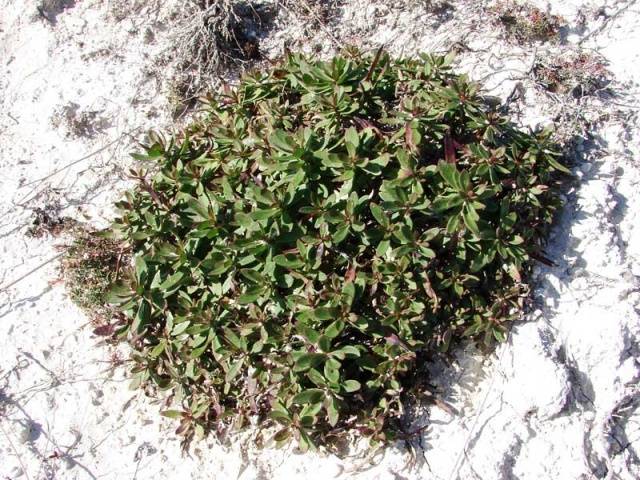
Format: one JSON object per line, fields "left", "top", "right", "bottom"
{"left": 109, "top": 50, "right": 566, "bottom": 449}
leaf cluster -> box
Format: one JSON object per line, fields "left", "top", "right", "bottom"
{"left": 109, "top": 49, "right": 567, "bottom": 449}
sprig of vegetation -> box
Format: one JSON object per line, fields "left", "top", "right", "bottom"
{"left": 533, "top": 51, "right": 611, "bottom": 97}
{"left": 492, "top": 1, "right": 564, "bottom": 44}
{"left": 108, "top": 49, "right": 567, "bottom": 450}
{"left": 62, "top": 228, "right": 126, "bottom": 315}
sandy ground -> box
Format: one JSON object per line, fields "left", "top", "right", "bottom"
{"left": 1, "top": 1, "right": 639, "bottom": 479}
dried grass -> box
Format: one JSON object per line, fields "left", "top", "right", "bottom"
{"left": 161, "top": 0, "right": 272, "bottom": 109}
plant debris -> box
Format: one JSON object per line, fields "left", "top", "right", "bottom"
{"left": 61, "top": 227, "right": 129, "bottom": 320}
{"left": 51, "top": 102, "right": 112, "bottom": 139}
{"left": 36, "top": 0, "right": 76, "bottom": 25}
{"left": 160, "top": 0, "right": 276, "bottom": 113}
{"left": 492, "top": 1, "right": 565, "bottom": 44}
{"left": 26, "top": 205, "right": 74, "bottom": 238}
{"left": 533, "top": 51, "right": 611, "bottom": 97}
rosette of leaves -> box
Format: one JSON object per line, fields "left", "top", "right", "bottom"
{"left": 109, "top": 49, "right": 568, "bottom": 450}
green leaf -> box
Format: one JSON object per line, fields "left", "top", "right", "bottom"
{"left": 376, "top": 239, "right": 390, "bottom": 257}
{"left": 134, "top": 255, "right": 148, "bottom": 283}
{"left": 251, "top": 187, "right": 276, "bottom": 205}
{"left": 239, "top": 269, "right": 264, "bottom": 284}
{"left": 238, "top": 285, "right": 265, "bottom": 304}
{"left": 293, "top": 353, "right": 325, "bottom": 372}
{"left": 332, "top": 225, "right": 350, "bottom": 243}
{"left": 326, "top": 397, "right": 339, "bottom": 427}
{"left": 370, "top": 203, "right": 389, "bottom": 227}
{"left": 462, "top": 206, "right": 481, "bottom": 237}
{"left": 106, "top": 284, "right": 132, "bottom": 305}
{"left": 270, "top": 401, "right": 292, "bottom": 424}
{"left": 342, "top": 282, "right": 356, "bottom": 306}
{"left": 342, "top": 379, "right": 361, "bottom": 392}
{"left": 270, "top": 129, "right": 295, "bottom": 153}
{"left": 546, "top": 155, "right": 572, "bottom": 174}
{"left": 292, "top": 388, "right": 325, "bottom": 405}
{"left": 432, "top": 193, "right": 464, "bottom": 212}
{"left": 225, "top": 358, "right": 244, "bottom": 383}
{"left": 171, "top": 320, "right": 190, "bottom": 336}
{"left": 150, "top": 341, "right": 166, "bottom": 358}
{"left": 312, "top": 307, "right": 335, "bottom": 321}
{"left": 273, "top": 428, "right": 292, "bottom": 442}
{"left": 158, "top": 271, "right": 184, "bottom": 291}
{"left": 446, "top": 213, "right": 461, "bottom": 234}
{"left": 270, "top": 410, "right": 292, "bottom": 425}
{"left": 333, "top": 345, "right": 360, "bottom": 359}
{"left": 324, "top": 320, "right": 344, "bottom": 339}
{"left": 298, "top": 428, "right": 316, "bottom": 452}
{"left": 223, "top": 327, "right": 244, "bottom": 350}
{"left": 323, "top": 360, "right": 340, "bottom": 384}
{"left": 300, "top": 401, "right": 323, "bottom": 423}
{"left": 438, "top": 162, "right": 461, "bottom": 190}
{"left": 345, "top": 127, "right": 360, "bottom": 149}
{"left": 132, "top": 300, "right": 151, "bottom": 333}
{"left": 318, "top": 335, "right": 331, "bottom": 353}
{"left": 274, "top": 254, "right": 305, "bottom": 269}
{"left": 161, "top": 410, "right": 183, "bottom": 419}
{"left": 317, "top": 151, "right": 344, "bottom": 168}
{"left": 250, "top": 208, "right": 280, "bottom": 221}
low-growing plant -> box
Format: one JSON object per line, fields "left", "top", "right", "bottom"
{"left": 62, "top": 228, "right": 127, "bottom": 318}
{"left": 533, "top": 51, "right": 611, "bottom": 97}
{"left": 492, "top": 1, "right": 564, "bottom": 44}
{"left": 107, "top": 49, "right": 568, "bottom": 449}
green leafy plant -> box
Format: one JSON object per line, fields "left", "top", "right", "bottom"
{"left": 107, "top": 49, "right": 568, "bottom": 450}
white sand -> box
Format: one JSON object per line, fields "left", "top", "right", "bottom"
{"left": 1, "top": 1, "right": 639, "bottom": 478}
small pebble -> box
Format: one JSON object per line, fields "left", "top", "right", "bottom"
{"left": 64, "top": 457, "right": 76, "bottom": 470}
{"left": 91, "top": 389, "right": 104, "bottom": 406}
{"left": 530, "top": 309, "right": 543, "bottom": 320}
{"left": 545, "top": 296, "right": 557, "bottom": 309}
